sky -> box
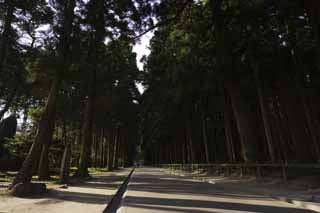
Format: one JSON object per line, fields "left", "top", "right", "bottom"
{"left": 132, "top": 32, "right": 154, "bottom": 94}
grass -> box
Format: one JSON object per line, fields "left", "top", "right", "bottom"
{"left": 70, "top": 166, "right": 109, "bottom": 175}
{"left": 0, "top": 172, "right": 12, "bottom": 197}
{"left": 0, "top": 167, "right": 111, "bottom": 186}
{"left": 0, "top": 171, "right": 16, "bottom": 183}
{"left": 88, "top": 167, "right": 108, "bottom": 174}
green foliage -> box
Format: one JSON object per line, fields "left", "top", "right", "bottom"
{"left": 3, "top": 133, "right": 32, "bottom": 158}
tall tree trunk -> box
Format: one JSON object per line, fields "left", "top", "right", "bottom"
{"left": 222, "top": 89, "right": 238, "bottom": 162}
{"left": 185, "top": 110, "right": 194, "bottom": 164}
{"left": 38, "top": 142, "right": 51, "bottom": 180}
{"left": 76, "top": 95, "right": 94, "bottom": 177}
{"left": 280, "top": 83, "right": 313, "bottom": 162}
{"left": 255, "top": 73, "right": 276, "bottom": 162}
{"left": 10, "top": 0, "right": 75, "bottom": 189}
{"left": 59, "top": 143, "right": 71, "bottom": 184}
{"left": 103, "top": 130, "right": 109, "bottom": 167}
{"left": 107, "top": 127, "right": 114, "bottom": 171}
{"left": 100, "top": 129, "right": 105, "bottom": 167}
{"left": 93, "top": 132, "right": 98, "bottom": 167}
{"left": 11, "top": 77, "right": 59, "bottom": 187}
{"left": 113, "top": 127, "right": 119, "bottom": 169}
{"left": 299, "top": 87, "right": 320, "bottom": 160}
{"left": 305, "top": 1, "right": 320, "bottom": 69}
{"left": 59, "top": 118, "right": 71, "bottom": 184}
{"left": 201, "top": 115, "right": 210, "bottom": 164}
{"left": 0, "top": 0, "right": 14, "bottom": 73}
{"left": 226, "top": 81, "right": 261, "bottom": 162}
{"left": 307, "top": 91, "right": 320, "bottom": 161}
{"left": 182, "top": 140, "right": 186, "bottom": 164}
{"left": 269, "top": 96, "right": 287, "bottom": 161}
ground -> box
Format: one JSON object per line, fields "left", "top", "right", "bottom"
{"left": 0, "top": 167, "right": 319, "bottom": 213}
{"left": 119, "top": 167, "right": 318, "bottom": 213}
{"left": 0, "top": 169, "right": 130, "bottom": 213}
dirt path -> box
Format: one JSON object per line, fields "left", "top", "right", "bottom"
{"left": 0, "top": 169, "right": 130, "bottom": 213}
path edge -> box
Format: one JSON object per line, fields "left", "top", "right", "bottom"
{"left": 103, "top": 167, "right": 135, "bottom": 213}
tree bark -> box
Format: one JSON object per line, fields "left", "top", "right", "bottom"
{"left": 75, "top": 95, "right": 94, "bottom": 177}
{"left": 255, "top": 75, "right": 276, "bottom": 162}
{"left": 59, "top": 143, "right": 71, "bottom": 184}
{"left": 295, "top": 75, "right": 320, "bottom": 161}
{"left": 107, "top": 127, "right": 114, "bottom": 171}
{"left": 280, "top": 83, "right": 313, "bottom": 162}
{"left": 226, "top": 81, "right": 261, "bottom": 162}
{"left": 0, "top": 0, "right": 15, "bottom": 73}
{"left": 222, "top": 89, "right": 238, "bottom": 162}
{"left": 201, "top": 115, "right": 210, "bottom": 164}
{"left": 11, "top": 77, "right": 59, "bottom": 187}
{"left": 113, "top": 127, "right": 119, "bottom": 169}
{"left": 10, "top": 0, "right": 75, "bottom": 189}
{"left": 305, "top": 1, "right": 320, "bottom": 69}
{"left": 38, "top": 142, "right": 51, "bottom": 180}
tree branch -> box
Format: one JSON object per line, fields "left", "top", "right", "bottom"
{"left": 132, "top": 0, "right": 192, "bottom": 41}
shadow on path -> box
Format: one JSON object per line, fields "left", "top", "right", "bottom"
{"left": 124, "top": 196, "right": 316, "bottom": 213}
{"left": 122, "top": 168, "right": 316, "bottom": 213}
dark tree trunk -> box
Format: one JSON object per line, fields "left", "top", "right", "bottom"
{"left": 113, "top": 128, "right": 119, "bottom": 169}
{"left": 280, "top": 83, "right": 313, "bottom": 162}
{"left": 75, "top": 95, "right": 94, "bottom": 177}
{"left": 0, "top": 0, "right": 15, "bottom": 73}
{"left": 296, "top": 80, "right": 320, "bottom": 161}
{"left": 10, "top": 0, "right": 75, "bottom": 189}
{"left": 11, "top": 77, "right": 59, "bottom": 187}
{"left": 107, "top": 127, "right": 114, "bottom": 171}
{"left": 59, "top": 118, "right": 71, "bottom": 184}
{"left": 201, "top": 115, "right": 210, "bottom": 164}
{"left": 185, "top": 111, "right": 194, "bottom": 164}
{"left": 305, "top": 1, "right": 320, "bottom": 69}
{"left": 226, "top": 81, "right": 261, "bottom": 162}
{"left": 255, "top": 74, "right": 276, "bottom": 162}
{"left": 38, "top": 142, "right": 51, "bottom": 180}
{"left": 307, "top": 91, "right": 320, "bottom": 161}
{"left": 93, "top": 132, "right": 98, "bottom": 167}
{"left": 222, "top": 89, "right": 238, "bottom": 162}
{"left": 59, "top": 143, "right": 71, "bottom": 184}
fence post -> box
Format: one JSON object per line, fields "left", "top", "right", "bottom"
{"left": 256, "top": 163, "right": 261, "bottom": 178}
{"left": 226, "top": 165, "right": 230, "bottom": 176}
{"left": 240, "top": 165, "right": 243, "bottom": 178}
{"left": 282, "top": 162, "right": 287, "bottom": 180}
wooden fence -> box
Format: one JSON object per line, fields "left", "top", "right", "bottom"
{"left": 159, "top": 163, "right": 320, "bottom": 180}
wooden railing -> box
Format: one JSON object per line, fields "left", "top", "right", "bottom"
{"left": 159, "top": 163, "right": 320, "bottom": 180}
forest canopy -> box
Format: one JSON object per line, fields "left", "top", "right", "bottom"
{"left": 0, "top": 0, "right": 320, "bottom": 195}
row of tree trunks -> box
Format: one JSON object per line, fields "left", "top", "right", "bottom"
{"left": 11, "top": 77, "right": 60, "bottom": 187}
{"left": 145, "top": 0, "right": 320, "bottom": 166}
{"left": 147, "top": 76, "right": 320, "bottom": 165}
{"left": 226, "top": 81, "right": 260, "bottom": 162}
{"left": 10, "top": 0, "right": 76, "bottom": 188}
